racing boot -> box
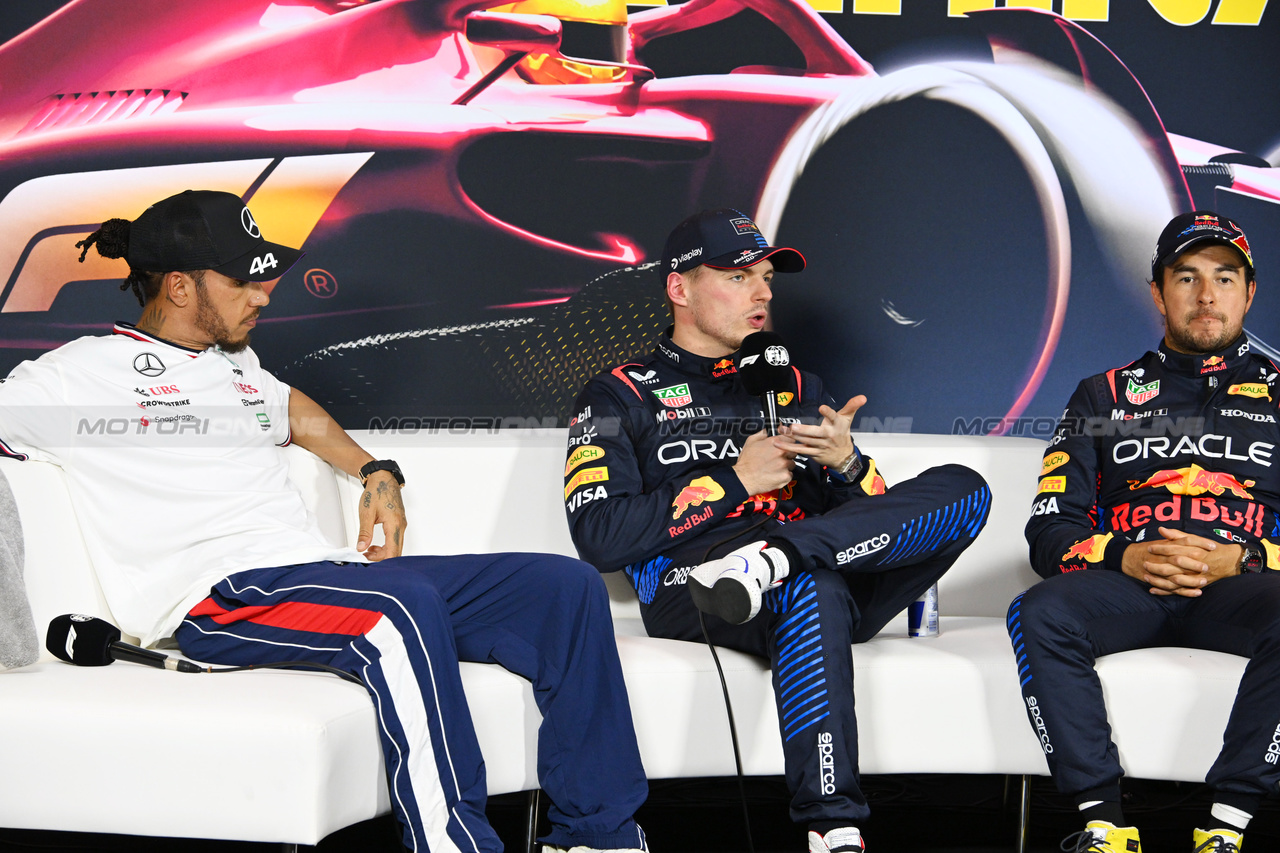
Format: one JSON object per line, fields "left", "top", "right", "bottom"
{"left": 687, "top": 540, "right": 788, "bottom": 624}
{"left": 808, "top": 826, "right": 865, "bottom": 852}
{"left": 1193, "top": 827, "right": 1243, "bottom": 852}
{"left": 1060, "top": 821, "right": 1141, "bottom": 852}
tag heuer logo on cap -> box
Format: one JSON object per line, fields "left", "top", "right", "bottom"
{"left": 653, "top": 383, "right": 693, "bottom": 408}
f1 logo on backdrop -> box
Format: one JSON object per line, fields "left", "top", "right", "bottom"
{"left": 0, "top": 152, "right": 371, "bottom": 316}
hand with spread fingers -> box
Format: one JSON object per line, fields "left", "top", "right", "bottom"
{"left": 776, "top": 396, "right": 866, "bottom": 469}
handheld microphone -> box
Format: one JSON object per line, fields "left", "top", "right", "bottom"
{"left": 735, "top": 331, "right": 793, "bottom": 436}
{"left": 46, "top": 614, "right": 203, "bottom": 673}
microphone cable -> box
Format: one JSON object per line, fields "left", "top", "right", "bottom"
{"left": 188, "top": 659, "right": 363, "bottom": 685}
{"left": 695, "top": 507, "right": 781, "bottom": 853}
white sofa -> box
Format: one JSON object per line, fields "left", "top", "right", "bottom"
{"left": 0, "top": 431, "right": 1248, "bottom": 851}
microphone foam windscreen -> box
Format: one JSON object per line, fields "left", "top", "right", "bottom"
{"left": 736, "top": 331, "right": 793, "bottom": 396}
{"left": 46, "top": 614, "right": 120, "bottom": 666}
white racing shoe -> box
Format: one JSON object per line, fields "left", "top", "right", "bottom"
{"left": 809, "top": 826, "right": 866, "bottom": 853}
{"left": 687, "top": 541, "right": 789, "bottom": 624}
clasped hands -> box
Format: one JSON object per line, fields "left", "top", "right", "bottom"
{"left": 1122, "top": 526, "right": 1244, "bottom": 597}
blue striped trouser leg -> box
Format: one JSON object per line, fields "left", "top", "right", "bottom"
{"left": 764, "top": 568, "right": 863, "bottom": 826}
{"left": 770, "top": 464, "right": 991, "bottom": 641}
{"left": 175, "top": 554, "right": 647, "bottom": 853}
{"left": 1006, "top": 569, "right": 1171, "bottom": 803}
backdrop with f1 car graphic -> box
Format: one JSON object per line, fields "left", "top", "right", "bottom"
{"left": 0, "top": 0, "right": 1276, "bottom": 436}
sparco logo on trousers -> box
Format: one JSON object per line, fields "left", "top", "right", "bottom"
{"left": 835, "top": 534, "right": 890, "bottom": 565}
{"left": 1026, "top": 696, "right": 1053, "bottom": 754}
{"left": 817, "top": 732, "right": 836, "bottom": 795}
{"left": 1266, "top": 719, "right": 1280, "bottom": 765}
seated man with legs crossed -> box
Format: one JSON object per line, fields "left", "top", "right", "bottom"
{"left": 564, "top": 209, "right": 991, "bottom": 853}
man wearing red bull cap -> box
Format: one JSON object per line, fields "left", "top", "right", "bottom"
{"left": 1013, "top": 211, "right": 1280, "bottom": 853}
{"left": 565, "top": 209, "right": 991, "bottom": 853}
{"left": 0, "top": 190, "right": 651, "bottom": 853}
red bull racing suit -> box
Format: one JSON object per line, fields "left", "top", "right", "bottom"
{"left": 566, "top": 333, "right": 990, "bottom": 829}
{"left": 1011, "top": 336, "right": 1280, "bottom": 815}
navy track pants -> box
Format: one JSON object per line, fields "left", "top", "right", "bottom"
{"left": 637, "top": 464, "right": 990, "bottom": 826}
{"left": 1008, "top": 568, "right": 1280, "bottom": 811}
{"left": 176, "top": 554, "right": 647, "bottom": 853}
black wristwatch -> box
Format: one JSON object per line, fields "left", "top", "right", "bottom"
{"left": 1239, "top": 544, "right": 1265, "bottom": 574}
{"left": 359, "top": 459, "right": 405, "bottom": 487}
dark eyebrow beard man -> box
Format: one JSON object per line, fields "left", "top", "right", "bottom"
{"left": 1013, "top": 210, "right": 1276, "bottom": 853}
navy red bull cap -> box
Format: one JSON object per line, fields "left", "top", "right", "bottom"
{"left": 1151, "top": 210, "right": 1253, "bottom": 281}
{"left": 663, "top": 209, "right": 805, "bottom": 275}
{"left": 129, "top": 190, "right": 304, "bottom": 282}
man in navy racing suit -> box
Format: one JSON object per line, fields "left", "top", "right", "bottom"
{"left": 564, "top": 209, "right": 991, "bottom": 853}
{"left": 1011, "top": 211, "right": 1280, "bottom": 853}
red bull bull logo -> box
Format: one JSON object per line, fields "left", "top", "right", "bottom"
{"left": 711, "top": 359, "right": 736, "bottom": 379}
{"left": 860, "top": 459, "right": 886, "bottom": 496}
{"left": 671, "top": 475, "right": 725, "bottom": 519}
{"left": 1127, "top": 464, "right": 1254, "bottom": 500}
{"left": 1231, "top": 229, "right": 1253, "bottom": 267}
{"left": 1062, "top": 533, "right": 1112, "bottom": 563}
{"left": 1201, "top": 355, "right": 1226, "bottom": 374}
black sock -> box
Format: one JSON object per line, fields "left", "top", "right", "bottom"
{"left": 1079, "top": 801, "right": 1126, "bottom": 828}
{"left": 764, "top": 538, "right": 801, "bottom": 574}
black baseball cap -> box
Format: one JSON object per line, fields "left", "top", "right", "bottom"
{"left": 1151, "top": 210, "right": 1253, "bottom": 281}
{"left": 128, "top": 190, "right": 304, "bottom": 282}
{"left": 663, "top": 209, "right": 805, "bottom": 275}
